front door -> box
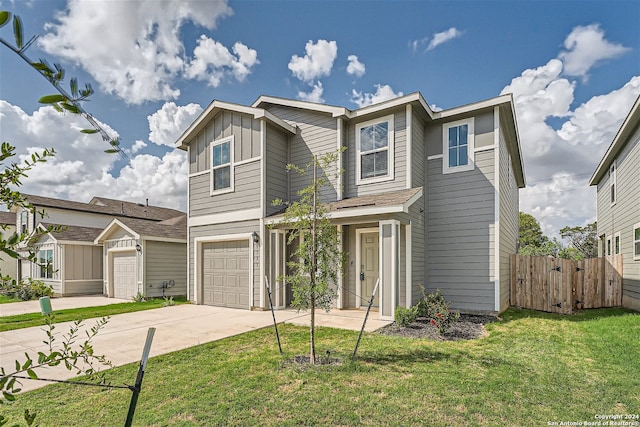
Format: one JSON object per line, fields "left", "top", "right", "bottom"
{"left": 360, "top": 232, "right": 379, "bottom": 308}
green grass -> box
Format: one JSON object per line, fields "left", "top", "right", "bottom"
{"left": 0, "top": 296, "right": 188, "bottom": 332}
{"left": 2, "top": 307, "right": 639, "bottom": 426}
{"left": 0, "top": 294, "right": 20, "bottom": 304}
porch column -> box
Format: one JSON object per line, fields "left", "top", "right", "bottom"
{"left": 379, "top": 220, "right": 400, "bottom": 320}
{"left": 336, "top": 224, "right": 343, "bottom": 309}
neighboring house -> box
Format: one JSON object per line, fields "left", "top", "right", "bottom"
{"left": 0, "top": 211, "right": 17, "bottom": 281}
{"left": 590, "top": 94, "right": 640, "bottom": 311}
{"left": 176, "top": 92, "right": 525, "bottom": 319}
{"left": 12, "top": 194, "right": 186, "bottom": 299}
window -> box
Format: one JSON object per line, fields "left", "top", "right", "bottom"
{"left": 443, "top": 118, "right": 475, "bottom": 174}
{"left": 39, "top": 249, "right": 53, "bottom": 279}
{"left": 609, "top": 161, "right": 616, "bottom": 205}
{"left": 634, "top": 223, "right": 640, "bottom": 260}
{"left": 614, "top": 232, "right": 621, "bottom": 255}
{"left": 356, "top": 115, "right": 394, "bottom": 184}
{"left": 211, "top": 136, "right": 234, "bottom": 194}
{"left": 600, "top": 234, "right": 606, "bottom": 257}
{"left": 20, "top": 211, "right": 27, "bottom": 234}
{"left": 606, "top": 236, "right": 612, "bottom": 256}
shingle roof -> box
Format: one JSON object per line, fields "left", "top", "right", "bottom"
{"left": 115, "top": 215, "right": 187, "bottom": 240}
{"left": 0, "top": 211, "right": 15, "bottom": 226}
{"left": 23, "top": 194, "right": 184, "bottom": 221}
{"left": 40, "top": 223, "right": 104, "bottom": 242}
{"left": 327, "top": 187, "right": 422, "bottom": 211}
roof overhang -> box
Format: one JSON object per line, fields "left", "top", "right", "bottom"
{"left": 94, "top": 219, "right": 139, "bottom": 244}
{"left": 175, "top": 100, "right": 296, "bottom": 150}
{"left": 589, "top": 94, "right": 640, "bottom": 186}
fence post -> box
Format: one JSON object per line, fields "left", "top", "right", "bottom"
{"left": 124, "top": 327, "right": 155, "bottom": 427}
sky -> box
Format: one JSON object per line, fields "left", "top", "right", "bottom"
{"left": 0, "top": 0, "right": 639, "bottom": 239}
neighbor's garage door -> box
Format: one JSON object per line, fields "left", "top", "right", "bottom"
{"left": 202, "top": 240, "right": 250, "bottom": 309}
{"left": 113, "top": 252, "right": 137, "bottom": 299}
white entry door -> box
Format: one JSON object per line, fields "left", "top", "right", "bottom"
{"left": 360, "top": 232, "right": 379, "bottom": 308}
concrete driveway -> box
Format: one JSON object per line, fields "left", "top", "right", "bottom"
{"left": 0, "top": 303, "right": 390, "bottom": 393}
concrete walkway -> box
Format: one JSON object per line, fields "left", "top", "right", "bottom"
{"left": 0, "top": 303, "right": 391, "bottom": 393}
{"left": 0, "top": 295, "right": 131, "bottom": 317}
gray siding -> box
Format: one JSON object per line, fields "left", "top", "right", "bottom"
{"left": 265, "top": 125, "right": 289, "bottom": 216}
{"left": 263, "top": 105, "right": 338, "bottom": 202}
{"left": 411, "top": 112, "right": 426, "bottom": 188}
{"left": 188, "top": 110, "right": 261, "bottom": 174}
{"left": 596, "top": 123, "right": 640, "bottom": 308}
{"left": 409, "top": 200, "right": 426, "bottom": 306}
{"left": 426, "top": 150, "right": 496, "bottom": 312}
{"left": 498, "top": 127, "right": 519, "bottom": 312}
{"left": 64, "top": 245, "right": 102, "bottom": 280}
{"left": 189, "top": 220, "right": 261, "bottom": 306}
{"left": 145, "top": 241, "right": 187, "bottom": 298}
{"left": 189, "top": 160, "right": 261, "bottom": 216}
{"left": 345, "top": 108, "right": 407, "bottom": 197}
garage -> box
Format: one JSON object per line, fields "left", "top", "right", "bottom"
{"left": 112, "top": 251, "right": 137, "bottom": 299}
{"left": 202, "top": 240, "right": 250, "bottom": 309}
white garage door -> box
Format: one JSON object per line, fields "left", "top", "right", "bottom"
{"left": 202, "top": 240, "right": 250, "bottom": 309}
{"left": 113, "top": 252, "right": 137, "bottom": 299}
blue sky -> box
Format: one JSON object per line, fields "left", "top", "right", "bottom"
{"left": 0, "top": 0, "right": 639, "bottom": 238}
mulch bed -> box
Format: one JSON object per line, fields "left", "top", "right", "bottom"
{"left": 378, "top": 314, "right": 498, "bottom": 341}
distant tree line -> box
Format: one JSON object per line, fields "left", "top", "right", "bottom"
{"left": 518, "top": 212, "right": 598, "bottom": 260}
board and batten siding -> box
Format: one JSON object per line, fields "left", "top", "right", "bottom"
{"left": 498, "top": 128, "right": 519, "bottom": 312}
{"left": 145, "top": 241, "right": 187, "bottom": 298}
{"left": 188, "top": 110, "right": 261, "bottom": 174}
{"left": 426, "top": 149, "right": 496, "bottom": 312}
{"left": 596, "top": 123, "right": 640, "bottom": 309}
{"left": 265, "top": 125, "right": 289, "bottom": 216}
{"left": 189, "top": 160, "right": 261, "bottom": 216}
{"left": 345, "top": 107, "right": 407, "bottom": 198}
{"left": 263, "top": 105, "right": 338, "bottom": 203}
{"left": 188, "top": 220, "right": 261, "bottom": 306}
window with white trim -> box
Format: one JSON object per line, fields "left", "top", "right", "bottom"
{"left": 443, "top": 118, "right": 475, "bottom": 174}
{"left": 356, "top": 115, "right": 394, "bottom": 184}
{"left": 20, "top": 211, "right": 27, "bottom": 234}
{"left": 609, "top": 161, "right": 616, "bottom": 205}
{"left": 606, "top": 236, "right": 612, "bottom": 256}
{"left": 211, "top": 136, "right": 234, "bottom": 194}
{"left": 599, "top": 234, "right": 606, "bottom": 257}
{"left": 614, "top": 232, "right": 621, "bottom": 255}
{"left": 634, "top": 223, "right": 640, "bottom": 260}
{"left": 39, "top": 249, "right": 53, "bottom": 279}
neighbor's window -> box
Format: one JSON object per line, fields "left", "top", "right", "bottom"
{"left": 443, "top": 118, "right": 474, "bottom": 174}
{"left": 614, "top": 232, "right": 620, "bottom": 255}
{"left": 356, "top": 115, "right": 394, "bottom": 184}
{"left": 211, "top": 136, "right": 234, "bottom": 194}
{"left": 600, "top": 234, "right": 606, "bottom": 257}
{"left": 606, "top": 236, "right": 612, "bottom": 256}
{"left": 634, "top": 223, "right": 640, "bottom": 260}
{"left": 39, "top": 249, "right": 53, "bottom": 279}
{"left": 609, "top": 161, "right": 616, "bottom": 205}
{"left": 20, "top": 211, "right": 27, "bottom": 234}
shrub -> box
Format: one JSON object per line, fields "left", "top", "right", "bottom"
{"left": 133, "top": 292, "right": 145, "bottom": 302}
{"left": 30, "top": 279, "right": 53, "bottom": 298}
{"left": 416, "top": 287, "right": 460, "bottom": 334}
{"left": 394, "top": 305, "right": 418, "bottom": 327}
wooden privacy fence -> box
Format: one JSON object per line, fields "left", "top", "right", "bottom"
{"left": 510, "top": 254, "right": 622, "bottom": 314}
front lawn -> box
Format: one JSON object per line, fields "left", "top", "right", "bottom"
{"left": 2, "top": 307, "right": 638, "bottom": 426}
{"left": 0, "top": 296, "right": 188, "bottom": 332}
{"left": 0, "top": 294, "right": 20, "bottom": 304}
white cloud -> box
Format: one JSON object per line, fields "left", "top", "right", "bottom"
{"left": 288, "top": 40, "right": 338, "bottom": 83}
{"left": 350, "top": 84, "right": 403, "bottom": 108}
{"left": 148, "top": 102, "right": 203, "bottom": 147}
{"left": 297, "top": 82, "right": 324, "bottom": 103}
{"left": 0, "top": 101, "right": 187, "bottom": 211}
{"left": 558, "top": 24, "right": 630, "bottom": 78}
{"left": 502, "top": 55, "right": 640, "bottom": 237}
{"left": 346, "top": 55, "right": 366, "bottom": 78}
{"left": 185, "top": 37, "right": 259, "bottom": 87}
{"left": 37, "top": 0, "right": 248, "bottom": 104}
{"left": 427, "top": 27, "right": 463, "bottom": 51}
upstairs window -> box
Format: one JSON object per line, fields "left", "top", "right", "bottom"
{"left": 634, "top": 223, "right": 640, "bottom": 260}
{"left": 356, "top": 115, "right": 394, "bottom": 184}
{"left": 211, "top": 136, "right": 234, "bottom": 194}
{"left": 609, "top": 161, "right": 616, "bottom": 205}
{"left": 20, "top": 211, "right": 27, "bottom": 234}
{"left": 443, "top": 118, "right": 475, "bottom": 174}
{"left": 39, "top": 249, "right": 53, "bottom": 279}
{"left": 614, "top": 232, "right": 621, "bottom": 255}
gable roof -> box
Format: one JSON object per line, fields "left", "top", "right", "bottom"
{"left": 39, "top": 223, "right": 104, "bottom": 243}
{"left": 20, "top": 194, "right": 184, "bottom": 222}
{"left": 589, "top": 94, "right": 640, "bottom": 186}
{"left": 94, "top": 214, "right": 187, "bottom": 243}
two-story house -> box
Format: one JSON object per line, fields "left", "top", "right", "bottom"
{"left": 0, "top": 211, "right": 17, "bottom": 281}
{"left": 176, "top": 92, "right": 525, "bottom": 319}
{"left": 13, "top": 195, "right": 187, "bottom": 299}
{"left": 590, "top": 94, "right": 640, "bottom": 311}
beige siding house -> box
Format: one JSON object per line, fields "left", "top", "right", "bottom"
{"left": 12, "top": 195, "right": 185, "bottom": 298}
{"left": 176, "top": 93, "right": 525, "bottom": 319}
{"left": 590, "top": 94, "right": 640, "bottom": 311}
{"left": 0, "top": 211, "right": 18, "bottom": 281}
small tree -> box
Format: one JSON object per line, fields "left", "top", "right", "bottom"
{"left": 273, "top": 151, "right": 345, "bottom": 364}
{"left": 560, "top": 222, "right": 598, "bottom": 259}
